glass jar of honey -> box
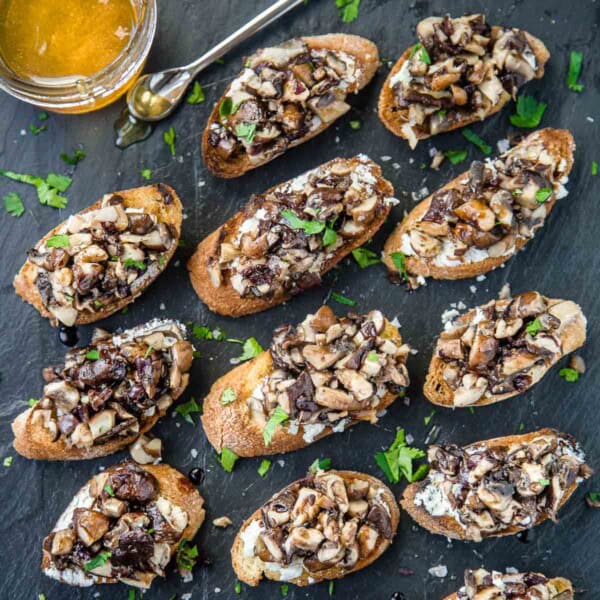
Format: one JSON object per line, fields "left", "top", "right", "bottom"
{"left": 0, "top": 0, "right": 157, "bottom": 113}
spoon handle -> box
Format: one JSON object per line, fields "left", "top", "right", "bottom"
{"left": 185, "top": 0, "right": 305, "bottom": 76}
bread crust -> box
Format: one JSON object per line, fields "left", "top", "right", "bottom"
{"left": 202, "top": 34, "right": 380, "bottom": 178}
{"left": 378, "top": 28, "right": 549, "bottom": 143}
{"left": 13, "top": 184, "right": 182, "bottom": 327}
{"left": 188, "top": 156, "right": 394, "bottom": 317}
{"left": 41, "top": 462, "right": 205, "bottom": 588}
{"left": 442, "top": 576, "right": 573, "bottom": 600}
{"left": 382, "top": 129, "right": 575, "bottom": 281}
{"left": 423, "top": 296, "right": 587, "bottom": 407}
{"left": 401, "top": 428, "right": 590, "bottom": 541}
{"left": 231, "top": 470, "right": 400, "bottom": 586}
{"left": 201, "top": 318, "right": 403, "bottom": 457}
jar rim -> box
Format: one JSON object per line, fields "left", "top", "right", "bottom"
{"left": 0, "top": 0, "right": 157, "bottom": 111}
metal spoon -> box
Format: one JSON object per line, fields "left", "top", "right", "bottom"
{"left": 127, "top": 0, "right": 305, "bottom": 122}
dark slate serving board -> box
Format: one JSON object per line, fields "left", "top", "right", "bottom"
{"left": 0, "top": 0, "right": 598, "bottom": 598}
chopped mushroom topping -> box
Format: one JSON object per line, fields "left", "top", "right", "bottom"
{"left": 399, "top": 133, "right": 569, "bottom": 284}
{"left": 243, "top": 472, "right": 392, "bottom": 577}
{"left": 249, "top": 307, "right": 410, "bottom": 443}
{"left": 435, "top": 292, "right": 583, "bottom": 406}
{"left": 390, "top": 14, "right": 544, "bottom": 146}
{"left": 208, "top": 156, "right": 393, "bottom": 299}
{"left": 30, "top": 320, "right": 192, "bottom": 449}
{"left": 28, "top": 193, "right": 176, "bottom": 326}
{"left": 457, "top": 568, "right": 566, "bottom": 599}
{"left": 414, "top": 431, "right": 591, "bottom": 541}
{"left": 208, "top": 39, "right": 363, "bottom": 165}
{"left": 43, "top": 462, "right": 188, "bottom": 587}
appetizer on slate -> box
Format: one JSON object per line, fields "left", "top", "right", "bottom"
{"left": 203, "top": 35, "right": 379, "bottom": 177}
{"left": 189, "top": 156, "right": 395, "bottom": 316}
{"left": 378, "top": 14, "right": 549, "bottom": 147}
{"left": 425, "top": 291, "right": 587, "bottom": 407}
{"left": 12, "top": 320, "right": 193, "bottom": 460}
{"left": 232, "top": 469, "right": 399, "bottom": 586}
{"left": 14, "top": 184, "right": 182, "bottom": 327}
{"left": 402, "top": 429, "right": 592, "bottom": 542}
{"left": 446, "top": 568, "right": 573, "bottom": 600}
{"left": 383, "top": 129, "right": 574, "bottom": 288}
{"left": 202, "top": 306, "right": 410, "bottom": 457}
{"left": 42, "top": 461, "right": 205, "bottom": 588}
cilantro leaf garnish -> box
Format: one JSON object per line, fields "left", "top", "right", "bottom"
{"left": 309, "top": 457, "right": 332, "bottom": 474}
{"left": 85, "top": 349, "right": 100, "bottom": 361}
{"left": 163, "top": 126, "right": 176, "bottom": 156}
{"left": 352, "top": 247, "right": 380, "bottom": 268}
{"left": 3, "top": 192, "right": 24, "bottom": 217}
{"left": 0, "top": 169, "right": 71, "bottom": 208}
{"left": 281, "top": 208, "right": 326, "bottom": 235}
{"left": 322, "top": 225, "right": 338, "bottom": 247}
{"left": 509, "top": 95, "right": 547, "bottom": 128}
{"left": 559, "top": 367, "right": 579, "bottom": 382}
{"left": 390, "top": 252, "right": 409, "bottom": 282}
{"left": 187, "top": 81, "right": 206, "bottom": 104}
{"left": 60, "top": 149, "right": 86, "bottom": 165}
{"left": 335, "top": 0, "right": 361, "bottom": 23}
{"left": 217, "top": 446, "right": 239, "bottom": 472}
{"left": 461, "top": 128, "right": 492, "bottom": 155}
{"left": 535, "top": 187, "right": 553, "bottom": 203}
{"left": 567, "top": 50, "right": 584, "bottom": 92}
{"left": 330, "top": 291, "right": 356, "bottom": 306}
{"left": 263, "top": 406, "right": 289, "bottom": 446}
{"left": 234, "top": 337, "right": 263, "bottom": 363}
{"left": 46, "top": 234, "right": 70, "bottom": 248}
{"left": 444, "top": 149, "right": 468, "bottom": 165}
{"left": 175, "top": 397, "right": 202, "bottom": 424}
{"left": 258, "top": 459, "right": 272, "bottom": 477}
{"left": 374, "top": 429, "right": 429, "bottom": 484}
{"left": 220, "top": 387, "right": 237, "bottom": 405}
{"left": 409, "top": 42, "right": 431, "bottom": 64}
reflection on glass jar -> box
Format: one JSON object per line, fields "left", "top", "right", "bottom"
{"left": 0, "top": 0, "right": 157, "bottom": 113}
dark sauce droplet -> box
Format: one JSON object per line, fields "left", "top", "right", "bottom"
{"left": 58, "top": 324, "right": 79, "bottom": 347}
{"left": 189, "top": 467, "right": 204, "bottom": 485}
{"left": 114, "top": 107, "right": 153, "bottom": 149}
{"left": 517, "top": 529, "right": 530, "bottom": 543}
{"left": 391, "top": 593, "right": 406, "bottom": 600}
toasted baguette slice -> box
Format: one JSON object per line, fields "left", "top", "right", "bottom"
{"left": 232, "top": 470, "right": 399, "bottom": 586}
{"left": 202, "top": 307, "right": 409, "bottom": 457}
{"left": 42, "top": 461, "right": 205, "bottom": 588}
{"left": 13, "top": 319, "right": 193, "bottom": 460}
{"left": 424, "top": 291, "right": 586, "bottom": 408}
{"left": 383, "top": 129, "right": 574, "bottom": 285}
{"left": 14, "top": 184, "right": 182, "bottom": 327}
{"left": 443, "top": 569, "right": 573, "bottom": 600}
{"left": 203, "top": 35, "right": 379, "bottom": 178}
{"left": 402, "top": 429, "right": 592, "bottom": 541}
{"left": 188, "top": 156, "right": 394, "bottom": 317}
{"left": 378, "top": 15, "right": 549, "bottom": 146}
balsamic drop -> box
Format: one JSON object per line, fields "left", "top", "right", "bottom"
{"left": 517, "top": 529, "right": 531, "bottom": 543}
{"left": 189, "top": 467, "right": 205, "bottom": 485}
{"left": 391, "top": 593, "right": 406, "bottom": 600}
{"left": 58, "top": 324, "right": 79, "bottom": 347}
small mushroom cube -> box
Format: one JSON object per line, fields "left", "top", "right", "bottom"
{"left": 51, "top": 529, "right": 76, "bottom": 555}
{"left": 73, "top": 509, "right": 111, "bottom": 546}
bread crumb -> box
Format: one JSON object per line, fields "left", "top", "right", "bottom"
{"left": 213, "top": 516, "right": 233, "bottom": 528}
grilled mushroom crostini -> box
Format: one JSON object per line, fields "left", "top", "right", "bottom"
{"left": 42, "top": 461, "right": 205, "bottom": 589}
{"left": 378, "top": 14, "right": 549, "bottom": 147}
{"left": 425, "top": 291, "right": 586, "bottom": 407}
{"left": 402, "top": 429, "right": 592, "bottom": 542}
{"left": 202, "top": 306, "right": 410, "bottom": 457}
{"left": 444, "top": 568, "right": 573, "bottom": 600}
{"left": 12, "top": 320, "right": 193, "bottom": 460}
{"left": 383, "top": 129, "right": 574, "bottom": 288}
{"left": 188, "top": 156, "right": 396, "bottom": 317}
{"left": 203, "top": 35, "right": 379, "bottom": 177}
{"left": 14, "top": 184, "right": 182, "bottom": 327}
{"left": 232, "top": 469, "right": 399, "bottom": 586}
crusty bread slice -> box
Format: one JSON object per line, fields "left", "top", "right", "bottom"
{"left": 443, "top": 576, "right": 573, "bottom": 600}
{"left": 231, "top": 470, "right": 399, "bottom": 586}
{"left": 424, "top": 297, "right": 587, "bottom": 407}
{"left": 402, "top": 428, "right": 590, "bottom": 541}
{"left": 201, "top": 318, "right": 403, "bottom": 457}
{"left": 378, "top": 28, "right": 549, "bottom": 143}
{"left": 41, "top": 463, "right": 205, "bottom": 588}
{"left": 382, "top": 129, "right": 575, "bottom": 281}
{"left": 202, "top": 34, "right": 380, "bottom": 178}
{"left": 14, "top": 184, "right": 182, "bottom": 327}
{"left": 188, "top": 156, "right": 394, "bottom": 317}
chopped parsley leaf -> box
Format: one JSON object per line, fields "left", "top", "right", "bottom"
{"left": 349, "top": 119, "right": 361, "bottom": 130}
{"left": 352, "top": 247, "right": 380, "bottom": 268}
{"left": 220, "top": 387, "right": 237, "bottom": 405}
{"left": 123, "top": 258, "right": 146, "bottom": 271}
{"left": 28, "top": 398, "right": 39, "bottom": 407}
{"left": 3, "top": 192, "right": 24, "bottom": 217}
{"left": 175, "top": 397, "right": 202, "bottom": 424}
{"left": 281, "top": 208, "right": 325, "bottom": 235}
{"left": 235, "top": 122, "right": 257, "bottom": 143}
{"left": 0, "top": 169, "right": 71, "bottom": 208}
{"left": 375, "top": 429, "right": 429, "bottom": 484}
{"left": 461, "top": 128, "right": 492, "bottom": 155}
{"left": 46, "top": 233, "right": 70, "bottom": 248}
{"left": 409, "top": 42, "right": 431, "bottom": 64}
{"left": 103, "top": 483, "right": 115, "bottom": 497}
{"left": 60, "top": 148, "right": 86, "bottom": 165}
{"left": 592, "top": 161, "right": 598, "bottom": 176}
{"left": 235, "top": 581, "right": 242, "bottom": 594}
{"left": 538, "top": 478, "right": 550, "bottom": 487}
{"left": 335, "top": 0, "right": 361, "bottom": 23}
{"left": 263, "top": 406, "right": 289, "bottom": 446}
{"left": 217, "top": 446, "right": 239, "bottom": 472}
{"left": 85, "top": 349, "right": 100, "bottom": 361}
{"left": 509, "top": 95, "right": 547, "bottom": 128}
{"left": 323, "top": 225, "right": 338, "bottom": 247}
{"left": 281, "top": 583, "right": 289, "bottom": 597}
{"left": 258, "top": 459, "right": 272, "bottom": 477}
{"left": 84, "top": 551, "right": 112, "bottom": 572}
{"left": 519, "top": 422, "right": 525, "bottom": 432}
{"left": 329, "top": 580, "right": 335, "bottom": 596}
{"left": 29, "top": 123, "right": 47, "bottom": 136}
{"left": 163, "top": 126, "right": 176, "bottom": 156}
{"left": 176, "top": 539, "right": 199, "bottom": 572}
{"left": 535, "top": 187, "right": 553, "bottom": 203}
{"left": 187, "top": 81, "right": 206, "bottom": 104}
{"left": 330, "top": 291, "right": 356, "bottom": 306}
{"left": 234, "top": 337, "right": 264, "bottom": 363}
{"left": 367, "top": 351, "right": 379, "bottom": 362}
{"left": 390, "top": 252, "right": 409, "bottom": 282}
{"left": 140, "top": 168, "right": 152, "bottom": 180}
{"left": 444, "top": 149, "right": 468, "bottom": 165}
{"left": 525, "top": 318, "right": 543, "bottom": 337}
{"left": 567, "top": 50, "right": 584, "bottom": 92}
{"left": 3, "top": 456, "right": 13, "bottom": 467}
{"left": 309, "top": 457, "right": 332, "bottom": 474}
{"left": 219, "top": 97, "right": 239, "bottom": 119}
{"left": 424, "top": 410, "right": 435, "bottom": 426}
{"left": 559, "top": 367, "right": 579, "bottom": 382}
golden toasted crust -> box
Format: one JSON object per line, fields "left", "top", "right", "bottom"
{"left": 201, "top": 319, "right": 403, "bottom": 457}
{"left": 423, "top": 297, "right": 587, "bottom": 407}
{"left": 231, "top": 470, "right": 400, "bottom": 586}
{"left": 382, "top": 129, "right": 575, "bottom": 281}
{"left": 443, "top": 576, "right": 573, "bottom": 600}
{"left": 41, "top": 463, "right": 205, "bottom": 588}
{"left": 188, "top": 157, "right": 394, "bottom": 317}
{"left": 202, "top": 34, "right": 380, "bottom": 178}
{"left": 13, "top": 184, "right": 182, "bottom": 327}
{"left": 378, "top": 29, "right": 549, "bottom": 142}
{"left": 401, "top": 428, "right": 590, "bottom": 541}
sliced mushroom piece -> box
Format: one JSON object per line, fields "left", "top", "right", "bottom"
{"left": 155, "top": 496, "right": 188, "bottom": 533}
{"left": 516, "top": 462, "right": 546, "bottom": 497}
{"left": 525, "top": 333, "right": 561, "bottom": 357}
{"left": 347, "top": 479, "right": 370, "bottom": 500}
{"left": 454, "top": 200, "right": 496, "bottom": 232}
{"left": 259, "top": 532, "right": 284, "bottom": 562}
{"left": 408, "top": 228, "right": 442, "bottom": 257}
{"left": 335, "top": 369, "right": 374, "bottom": 401}
{"left": 489, "top": 190, "right": 514, "bottom": 227}
{"left": 88, "top": 409, "right": 117, "bottom": 440}
{"left": 437, "top": 338, "right": 464, "bottom": 360}
{"left": 284, "top": 527, "right": 325, "bottom": 555}
{"left": 302, "top": 345, "right": 343, "bottom": 370}
{"left": 357, "top": 524, "right": 379, "bottom": 558}
{"left": 44, "top": 380, "right": 80, "bottom": 414}
{"left": 316, "top": 471, "right": 349, "bottom": 513}
{"left": 315, "top": 386, "right": 364, "bottom": 411}
{"left": 366, "top": 504, "right": 393, "bottom": 538}
{"left": 453, "top": 374, "right": 488, "bottom": 407}
{"left": 415, "top": 220, "right": 450, "bottom": 237}
{"left": 340, "top": 542, "right": 360, "bottom": 569}
{"left": 499, "top": 351, "right": 540, "bottom": 377}
{"left": 510, "top": 291, "right": 547, "bottom": 319}
{"left": 307, "top": 94, "right": 350, "bottom": 123}
{"left": 477, "top": 481, "right": 514, "bottom": 512}
{"left": 51, "top": 528, "right": 76, "bottom": 555}
{"left": 494, "top": 318, "right": 523, "bottom": 339}
{"left": 100, "top": 497, "right": 128, "bottom": 518}
{"left": 468, "top": 331, "right": 499, "bottom": 368}
{"left": 171, "top": 340, "right": 194, "bottom": 371}
{"left": 73, "top": 508, "right": 111, "bottom": 546}
{"left": 71, "top": 422, "right": 93, "bottom": 447}
{"left": 130, "top": 435, "right": 162, "bottom": 465}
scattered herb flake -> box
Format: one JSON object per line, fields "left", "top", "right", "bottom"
{"left": 84, "top": 551, "right": 112, "bottom": 572}
{"left": 175, "top": 397, "right": 202, "bottom": 424}
{"left": 3, "top": 191, "right": 24, "bottom": 217}
{"left": 176, "top": 539, "right": 199, "bottom": 572}
{"left": 187, "top": 81, "right": 206, "bottom": 104}
{"left": 390, "top": 252, "right": 409, "bottom": 282}
{"left": 468, "top": 406, "right": 475, "bottom": 415}
{"left": 103, "top": 483, "right": 115, "bottom": 497}
{"left": 329, "top": 580, "right": 335, "bottom": 596}
{"left": 349, "top": 119, "right": 361, "bottom": 130}
{"left": 309, "top": 458, "right": 332, "bottom": 474}
{"left": 85, "top": 349, "right": 100, "bottom": 361}
{"left": 235, "top": 581, "right": 242, "bottom": 594}
{"left": 335, "top": 0, "right": 361, "bottom": 23}
{"left": 461, "top": 128, "right": 492, "bottom": 155}
{"left": 424, "top": 410, "right": 435, "bottom": 426}
{"left": 352, "top": 247, "right": 380, "bottom": 268}
{"left": 322, "top": 225, "right": 338, "bottom": 247}
{"left": 263, "top": 406, "right": 289, "bottom": 446}
{"left": 38, "top": 111, "right": 48, "bottom": 121}
{"left": 509, "top": 95, "right": 547, "bottom": 128}
{"left": 559, "top": 367, "right": 579, "bottom": 382}
{"left": 567, "top": 51, "right": 584, "bottom": 92}
{"left": 235, "top": 122, "right": 257, "bottom": 143}
{"left": 367, "top": 351, "right": 379, "bottom": 362}
{"left": 519, "top": 422, "right": 525, "bottom": 432}
{"left": 3, "top": 456, "right": 13, "bottom": 467}
{"left": 46, "top": 233, "right": 70, "bottom": 248}
{"left": 592, "top": 161, "right": 598, "bottom": 176}
{"left": 409, "top": 42, "right": 430, "bottom": 64}
{"left": 60, "top": 148, "right": 86, "bottom": 165}
{"left": 539, "top": 478, "right": 550, "bottom": 487}
{"left": 525, "top": 318, "right": 543, "bottom": 337}
{"left": 258, "top": 459, "right": 272, "bottom": 477}
{"left": 28, "top": 398, "right": 39, "bottom": 407}
{"left": 281, "top": 583, "right": 289, "bottom": 597}
{"left": 29, "top": 123, "right": 47, "bottom": 136}
{"left": 123, "top": 258, "right": 147, "bottom": 271}
{"left": 220, "top": 387, "right": 237, "bottom": 405}
{"left": 0, "top": 169, "right": 71, "bottom": 209}
{"left": 535, "top": 187, "right": 553, "bottom": 203}
{"left": 217, "top": 446, "right": 239, "bottom": 472}
{"left": 281, "top": 208, "right": 325, "bottom": 235}
{"left": 234, "top": 337, "right": 264, "bottom": 363}
{"left": 330, "top": 291, "right": 356, "bottom": 306}
{"left": 163, "top": 126, "right": 177, "bottom": 156}
{"left": 444, "top": 149, "right": 468, "bottom": 165}
{"left": 140, "top": 168, "right": 152, "bottom": 180}
{"left": 375, "top": 429, "right": 429, "bottom": 484}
